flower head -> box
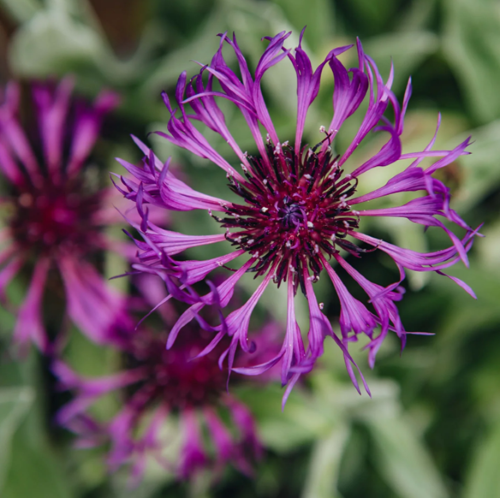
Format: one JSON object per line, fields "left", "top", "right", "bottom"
{"left": 117, "top": 31, "right": 479, "bottom": 403}
{"left": 54, "top": 278, "right": 268, "bottom": 484}
{"left": 0, "top": 78, "right": 132, "bottom": 353}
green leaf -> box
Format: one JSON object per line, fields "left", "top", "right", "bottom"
{"left": 455, "top": 121, "right": 500, "bottom": 211}
{"left": 7, "top": 1, "right": 150, "bottom": 88}
{"left": 364, "top": 31, "right": 439, "bottom": 93}
{"left": 463, "top": 410, "right": 500, "bottom": 498}
{"left": 270, "top": 0, "right": 334, "bottom": 51}
{"left": 443, "top": 0, "right": 500, "bottom": 123}
{"left": 475, "top": 219, "right": 500, "bottom": 273}
{"left": 9, "top": 8, "right": 105, "bottom": 77}
{"left": 397, "top": 0, "right": 438, "bottom": 32}
{"left": 0, "top": 387, "right": 34, "bottom": 491}
{"left": 2, "top": 427, "right": 73, "bottom": 498}
{"left": 301, "top": 423, "right": 350, "bottom": 498}
{"left": 434, "top": 265, "right": 500, "bottom": 323}
{"left": 142, "top": 0, "right": 295, "bottom": 98}
{"left": 0, "top": 0, "right": 41, "bottom": 23}
{"left": 367, "top": 416, "right": 449, "bottom": 498}
{"left": 335, "top": 0, "right": 399, "bottom": 34}
{"left": 236, "top": 384, "right": 335, "bottom": 453}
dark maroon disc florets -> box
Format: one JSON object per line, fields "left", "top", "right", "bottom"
{"left": 124, "top": 330, "right": 228, "bottom": 412}
{"left": 215, "top": 141, "right": 361, "bottom": 292}
{"left": 8, "top": 177, "right": 103, "bottom": 258}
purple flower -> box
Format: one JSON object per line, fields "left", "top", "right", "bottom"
{"left": 54, "top": 282, "right": 267, "bottom": 485}
{"left": 117, "top": 31, "right": 479, "bottom": 403}
{"left": 0, "top": 78, "right": 133, "bottom": 353}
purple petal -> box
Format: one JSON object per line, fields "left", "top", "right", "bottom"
{"left": 13, "top": 258, "right": 50, "bottom": 353}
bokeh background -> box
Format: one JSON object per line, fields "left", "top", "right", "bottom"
{"left": 1, "top": 0, "right": 500, "bottom": 497}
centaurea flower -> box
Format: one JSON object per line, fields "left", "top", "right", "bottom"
{"left": 117, "top": 31, "right": 479, "bottom": 402}
{"left": 54, "top": 279, "right": 269, "bottom": 484}
{"left": 0, "top": 78, "right": 132, "bottom": 352}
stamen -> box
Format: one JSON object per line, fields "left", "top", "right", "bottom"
{"left": 215, "top": 142, "right": 359, "bottom": 291}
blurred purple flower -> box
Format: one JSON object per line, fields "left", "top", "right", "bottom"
{"left": 0, "top": 78, "right": 133, "bottom": 353}
{"left": 53, "top": 280, "right": 269, "bottom": 485}
{"left": 117, "top": 31, "right": 479, "bottom": 403}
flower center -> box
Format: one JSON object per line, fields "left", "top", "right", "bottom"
{"left": 215, "top": 141, "right": 361, "bottom": 292}
{"left": 125, "top": 331, "right": 227, "bottom": 410}
{"left": 8, "top": 178, "right": 102, "bottom": 257}
{"left": 278, "top": 198, "right": 304, "bottom": 229}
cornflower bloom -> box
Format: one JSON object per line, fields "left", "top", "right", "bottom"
{"left": 0, "top": 78, "right": 132, "bottom": 353}
{"left": 54, "top": 277, "right": 267, "bottom": 484}
{"left": 117, "top": 30, "right": 479, "bottom": 402}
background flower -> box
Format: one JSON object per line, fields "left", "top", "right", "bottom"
{"left": 0, "top": 77, "right": 138, "bottom": 354}
{"left": 53, "top": 275, "right": 282, "bottom": 486}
